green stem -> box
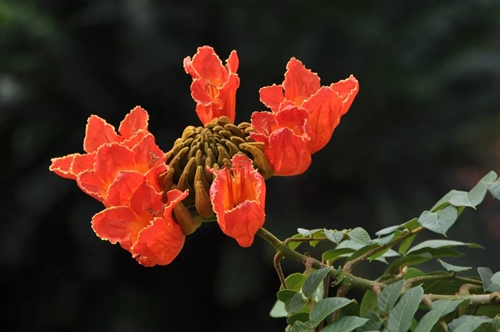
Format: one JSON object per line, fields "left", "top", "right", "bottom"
{"left": 425, "top": 292, "right": 500, "bottom": 306}
{"left": 257, "top": 228, "right": 384, "bottom": 291}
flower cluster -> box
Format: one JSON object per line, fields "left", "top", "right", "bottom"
{"left": 50, "top": 45, "right": 358, "bottom": 266}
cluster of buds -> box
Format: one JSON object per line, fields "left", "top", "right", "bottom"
{"left": 50, "top": 46, "right": 359, "bottom": 266}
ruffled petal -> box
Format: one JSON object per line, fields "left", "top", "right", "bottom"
{"left": 91, "top": 206, "right": 139, "bottom": 250}
{"left": 118, "top": 106, "right": 149, "bottom": 139}
{"left": 259, "top": 85, "right": 285, "bottom": 112}
{"left": 77, "top": 144, "right": 136, "bottom": 200}
{"left": 302, "top": 86, "right": 344, "bottom": 154}
{"left": 131, "top": 133, "right": 166, "bottom": 172}
{"left": 129, "top": 188, "right": 189, "bottom": 266}
{"left": 210, "top": 154, "right": 266, "bottom": 247}
{"left": 104, "top": 170, "right": 145, "bottom": 207}
{"left": 185, "top": 46, "right": 240, "bottom": 125}
{"left": 132, "top": 217, "right": 185, "bottom": 267}
{"left": 330, "top": 75, "right": 359, "bottom": 115}
{"left": 84, "top": 115, "right": 122, "bottom": 153}
{"left": 283, "top": 58, "right": 321, "bottom": 106}
{"left": 218, "top": 201, "right": 265, "bottom": 247}
{"left": 225, "top": 50, "right": 239, "bottom": 73}
{"left": 264, "top": 127, "right": 311, "bottom": 176}
{"left": 183, "top": 46, "right": 228, "bottom": 85}
{"left": 49, "top": 154, "right": 79, "bottom": 180}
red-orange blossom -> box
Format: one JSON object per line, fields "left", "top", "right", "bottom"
{"left": 49, "top": 45, "right": 358, "bottom": 266}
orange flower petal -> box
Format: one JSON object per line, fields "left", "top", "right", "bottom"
{"left": 131, "top": 133, "right": 166, "bottom": 171}
{"left": 91, "top": 206, "right": 138, "bottom": 250}
{"left": 283, "top": 58, "right": 321, "bottom": 106}
{"left": 251, "top": 109, "right": 311, "bottom": 176}
{"left": 259, "top": 84, "right": 284, "bottom": 112}
{"left": 77, "top": 144, "right": 136, "bottom": 200}
{"left": 302, "top": 86, "right": 344, "bottom": 154}
{"left": 184, "top": 46, "right": 229, "bottom": 85}
{"left": 330, "top": 75, "right": 359, "bottom": 115}
{"left": 49, "top": 154, "right": 79, "bottom": 180}
{"left": 83, "top": 115, "right": 123, "bottom": 153}
{"left": 264, "top": 127, "right": 311, "bottom": 176}
{"left": 128, "top": 181, "right": 164, "bottom": 216}
{"left": 144, "top": 164, "right": 168, "bottom": 193}
{"left": 219, "top": 201, "right": 265, "bottom": 247}
{"left": 210, "top": 154, "right": 266, "bottom": 247}
{"left": 104, "top": 170, "right": 145, "bottom": 207}
{"left": 118, "top": 106, "right": 149, "bottom": 139}
{"left": 130, "top": 188, "right": 188, "bottom": 266}
{"left": 184, "top": 46, "right": 240, "bottom": 125}
{"left": 71, "top": 153, "right": 96, "bottom": 176}
{"left": 226, "top": 50, "right": 239, "bottom": 74}
{"left": 131, "top": 217, "right": 185, "bottom": 267}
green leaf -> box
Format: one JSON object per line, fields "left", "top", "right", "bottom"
{"left": 322, "top": 248, "right": 356, "bottom": 263}
{"left": 377, "top": 279, "right": 404, "bottom": 313}
{"left": 282, "top": 273, "right": 307, "bottom": 291}
{"left": 478, "top": 267, "right": 500, "bottom": 293}
{"left": 375, "top": 225, "right": 400, "bottom": 237}
{"left": 448, "top": 191, "right": 475, "bottom": 208}
{"left": 287, "top": 312, "right": 310, "bottom": 326}
{"left": 277, "top": 289, "right": 299, "bottom": 302}
{"left": 489, "top": 181, "right": 500, "bottom": 201}
{"left": 476, "top": 306, "right": 500, "bottom": 318}
{"left": 288, "top": 234, "right": 306, "bottom": 250}
{"left": 290, "top": 320, "right": 311, "bottom": 332}
{"left": 347, "top": 227, "right": 372, "bottom": 245}
{"left": 302, "top": 267, "right": 332, "bottom": 299}
{"left": 270, "top": 299, "right": 287, "bottom": 318}
{"left": 480, "top": 171, "right": 498, "bottom": 184}
{"left": 386, "top": 253, "right": 432, "bottom": 275}
{"left": 387, "top": 286, "right": 424, "bottom": 332}
{"left": 491, "top": 315, "right": 500, "bottom": 331}
{"left": 438, "top": 259, "right": 472, "bottom": 273}
{"left": 422, "top": 271, "right": 473, "bottom": 295}
{"left": 297, "top": 228, "right": 322, "bottom": 236}
{"left": 322, "top": 316, "right": 369, "bottom": 332}
{"left": 310, "top": 230, "right": 326, "bottom": 247}
{"left": 407, "top": 240, "right": 483, "bottom": 255}
{"left": 357, "top": 312, "right": 382, "bottom": 332}
{"left": 285, "top": 293, "right": 307, "bottom": 313}
{"left": 400, "top": 218, "right": 420, "bottom": 230}
{"left": 431, "top": 190, "right": 456, "bottom": 211}
{"left": 359, "top": 290, "right": 378, "bottom": 317}
{"left": 371, "top": 233, "right": 395, "bottom": 245}
{"left": 448, "top": 315, "right": 492, "bottom": 332}
{"left": 431, "top": 189, "right": 483, "bottom": 212}
{"left": 404, "top": 267, "right": 426, "bottom": 279}
{"left": 398, "top": 234, "right": 417, "bottom": 255}
{"left": 469, "top": 179, "right": 488, "bottom": 206}
{"left": 490, "top": 272, "right": 500, "bottom": 285}
{"left": 324, "top": 229, "right": 345, "bottom": 244}
{"left": 418, "top": 206, "right": 458, "bottom": 236}
{"left": 414, "top": 299, "right": 462, "bottom": 332}
{"left": 309, "top": 297, "right": 354, "bottom": 327}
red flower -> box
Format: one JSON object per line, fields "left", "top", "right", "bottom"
{"left": 92, "top": 172, "right": 189, "bottom": 266}
{"left": 50, "top": 107, "right": 188, "bottom": 267}
{"left": 50, "top": 107, "right": 165, "bottom": 203}
{"left": 209, "top": 154, "right": 266, "bottom": 247}
{"left": 49, "top": 106, "right": 150, "bottom": 180}
{"left": 184, "top": 46, "right": 240, "bottom": 125}
{"left": 251, "top": 58, "right": 359, "bottom": 175}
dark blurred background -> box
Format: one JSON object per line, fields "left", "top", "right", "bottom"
{"left": 3, "top": 0, "right": 500, "bottom": 331}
